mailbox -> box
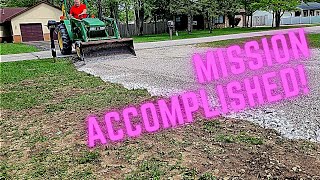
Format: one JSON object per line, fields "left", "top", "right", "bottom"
{"left": 47, "top": 20, "right": 57, "bottom": 30}
{"left": 167, "top": 21, "right": 174, "bottom": 28}
{"left": 192, "top": 21, "right": 197, "bottom": 26}
{"left": 167, "top": 20, "right": 175, "bottom": 40}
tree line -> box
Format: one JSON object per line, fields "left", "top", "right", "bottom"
{"left": 2, "top": 0, "right": 319, "bottom": 35}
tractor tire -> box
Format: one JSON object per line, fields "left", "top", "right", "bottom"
{"left": 57, "top": 24, "right": 72, "bottom": 55}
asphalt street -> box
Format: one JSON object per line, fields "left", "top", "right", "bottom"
{"left": 1, "top": 26, "right": 319, "bottom": 62}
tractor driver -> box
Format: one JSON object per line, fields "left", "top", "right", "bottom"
{"left": 69, "top": 0, "right": 87, "bottom": 19}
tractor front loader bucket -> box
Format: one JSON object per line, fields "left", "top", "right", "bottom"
{"left": 79, "top": 38, "right": 136, "bottom": 60}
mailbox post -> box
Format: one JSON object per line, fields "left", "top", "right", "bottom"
{"left": 47, "top": 20, "right": 58, "bottom": 62}
{"left": 167, "top": 21, "right": 174, "bottom": 40}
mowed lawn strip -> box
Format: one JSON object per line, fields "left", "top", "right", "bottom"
{"left": 198, "top": 33, "right": 320, "bottom": 48}
{"left": 0, "top": 59, "right": 150, "bottom": 111}
{"left": 133, "top": 25, "right": 319, "bottom": 43}
{"left": 1, "top": 58, "right": 320, "bottom": 179}
{"left": 0, "top": 43, "right": 39, "bottom": 55}
{"left": 308, "top": 33, "right": 320, "bottom": 48}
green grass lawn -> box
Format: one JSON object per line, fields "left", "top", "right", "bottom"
{"left": 1, "top": 58, "right": 320, "bottom": 179}
{"left": 0, "top": 43, "right": 39, "bottom": 55}
{"left": 133, "top": 25, "right": 319, "bottom": 43}
{"left": 308, "top": 33, "right": 320, "bottom": 48}
{"left": 198, "top": 33, "right": 320, "bottom": 48}
{"left": 0, "top": 59, "right": 150, "bottom": 111}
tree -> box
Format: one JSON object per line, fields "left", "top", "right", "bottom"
{"left": 169, "top": 0, "right": 200, "bottom": 34}
{"left": 3, "top": 0, "right": 38, "bottom": 7}
{"left": 240, "top": 0, "right": 262, "bottom": 27}
{"left": 247, "top": 0, "right": 262, "bottom": 27}
{"left": 255, "top": 0, "right": 300, "bottom": 27}
{"left": 2, "top": 0, "right": 63, "bottom": 7}
{"left": 118, "top": 0, "right": 135, "bottom": 35}
{"left": 134, "top": 0, "right": 145, "bottom": 36}
{"left": 149, "top": 0, "right": 169, "bottom": 33}
{"left": 200, "top": 0, "right": 219, "bottom": 33}
{"left": 219, "top": 0, "right": 242, "bottom": 28}
{"left": 124, "top": 0, "right": 132, "bottom": 35}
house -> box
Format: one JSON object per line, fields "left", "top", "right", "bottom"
{"left": 296, "top": 2, "right": 320, "bottom": 17}
{"left": 174, "top": 15, "right": 205, "bottom": 30}
{"left": 252, "top": 2, "right": 320, "bottom": 26}
{"left": 174, "top": 14, "right": 232, "bottom": 31}
{"left": 0, "top": 2, "right": 61, "bottom": 43}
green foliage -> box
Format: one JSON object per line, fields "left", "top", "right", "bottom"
{"left": 200, "top": 0, "right": 219, "bottom": 18}
{"left": 216, "top": 133, "right": 264, "bottom": 145}
{"left": 169, "top": 0, "right": 201, "bottom": 16}
{"left": 1, "top": 0, "right": 310, "bottom": 31}
{"left": 182, "top": 168, "right": 198, "bottom": 179}
{"left": 3, "top": 0, "right": 61, "bottom": 7}
{"left": 256, "top": 0, "right": 300, "bottom": 12}
{"left": 77, "top": 151, "right": 100, "bottom": 164}
{"left": 118, "top": 1, "right": 135, "bottom": 22}
{"left": 72, "top": 169, "right": 95, "bottom": 179}
{"left": 3, "top": 0, "right": 38, "bottom": 7}
{"left": 125, "top": 158, "right": 166, "bottom": 179}
{"left": 254, "top": 0, "right": 300, "bottom": 27}
{"left": 203, "top": 120, "right": 221, "bottom": 133}
{"left": 0, "top": 161, "right": 10, "bottom": 179}
{"left": 199, "top": 173, "right": 217, "bottom": 180}
{"left": 218, "top": 0, "right": 242, "bottom": 16}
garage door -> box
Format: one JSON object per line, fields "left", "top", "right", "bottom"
{"left": 20, "top": 23, "right": 44, "bottom": 42}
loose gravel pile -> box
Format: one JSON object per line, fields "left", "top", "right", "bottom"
{"left": 227, "top": 49, "right": 320, "bottom": 142}
{"left": 78, "top": 46, "right": 320, "bottom": 142}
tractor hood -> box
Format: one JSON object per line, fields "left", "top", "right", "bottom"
{"left": 82, "top": 18, "right": 106, "bottom": 27}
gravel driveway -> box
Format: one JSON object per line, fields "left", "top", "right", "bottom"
{"left": 78, "top": 40, "right": 320, "bottom": 142}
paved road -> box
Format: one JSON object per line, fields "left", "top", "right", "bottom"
{"left": 1, "top": 26, "right": 319, "bottom": 62}
{"left": 24, "top": 40, "right": 60, "bottom": 51}
{"left": 134, "top": 26, "right": 320, "bottom": 49}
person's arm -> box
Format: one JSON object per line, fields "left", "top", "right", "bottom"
{"left": 80, "top": 9, "right": 87, "bottom": 15}
{"left": 69, "top": 7, "right": 74, "bottom": 18}
{"left": 79, "top": 5, "right": 87, "bottom": 16}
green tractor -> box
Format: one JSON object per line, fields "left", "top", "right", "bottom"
{"left": 48, "top": 0, "right": 135, "bottom": 61}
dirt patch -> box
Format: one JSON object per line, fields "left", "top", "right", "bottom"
{"left": 1, "top": 59, "right": 319, "bottom": 179}
{"left": 2, "top": 105, "right": 320, "bottom": 179}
